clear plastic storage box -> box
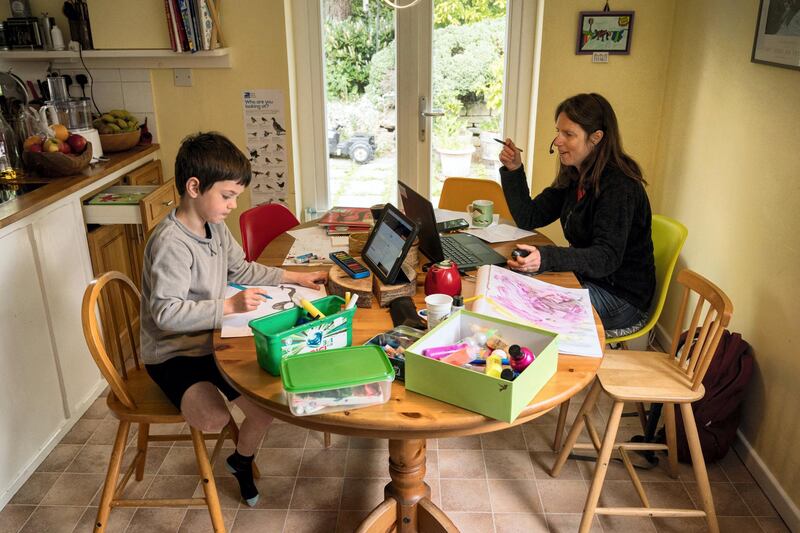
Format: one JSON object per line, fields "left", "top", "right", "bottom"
{"left": 280, "top": 345, "right": 395, "bottom": 416}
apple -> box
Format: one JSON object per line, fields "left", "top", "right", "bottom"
{"left": 58, "top": 141, "right": 71, "bottom": 154}
{"left": 43, "top": 138, "right": 60, "bottom": 152}
{"left": 66, "top": 133, "right": 87, "bottom": 154}
{"left": 27, "top": 143, "right": 43, "bottom": 153}
{"left": 23, "top": 135, "right": 44, "bottom": 151}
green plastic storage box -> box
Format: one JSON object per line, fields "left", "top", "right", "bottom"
{"left": 280, "top": 345, "right": 395, "bottom": 416}
{"left": 405, "top": 310, "right": 559, "bottom": 423}
{"left": 249, "top": 295, "right": 355, "bottom": 376}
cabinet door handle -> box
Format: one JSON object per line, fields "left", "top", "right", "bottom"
{"left": 162, "top": 200, "right": 175, "bottom": 207}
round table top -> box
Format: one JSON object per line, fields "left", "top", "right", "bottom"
{"left": 214, "top": 222, "right": 604, "bottom": 439}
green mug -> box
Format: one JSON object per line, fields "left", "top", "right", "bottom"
{"left": 467, "top": 199, "right": 494, "bottom": 227}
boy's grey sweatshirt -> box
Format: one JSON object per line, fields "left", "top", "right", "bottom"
{"left": 140, "top": 211, "right": 283, "bottom": 365}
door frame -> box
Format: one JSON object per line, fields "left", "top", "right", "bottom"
{"left": 285, "top": 0, "right": 541, "bottom": 213}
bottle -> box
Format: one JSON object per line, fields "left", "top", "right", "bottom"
{"left": 484, "top": 351, "right": 504, "bottom": 378}
{"left": 452, "top": 295, "right": 464, "bottom": 313}
{"left": 38, "top": 14, "right": 53, "bottom": 50}
{"left": 50, "top": 20, "right": 65, "bottom": 51}
{"left": 0, "top": 114, "right": 20, "bottom": 179}
{"left": 508, "top": 344, "right": 535, "bottom": 372}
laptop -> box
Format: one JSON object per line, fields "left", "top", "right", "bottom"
{"left": 397, "top": 181, "right": 507, "bottom": 270}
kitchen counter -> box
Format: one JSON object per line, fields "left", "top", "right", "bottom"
{"left": 0, "top": 144, "right": 160, "bottom": 230}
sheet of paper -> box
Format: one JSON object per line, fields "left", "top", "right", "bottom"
{"left": 434, "top": 208, "right": 500, "bottom": 228}
{"left": 330, "top": 235, "right": 349, "bottom": 246}
{"left": 472, "top": 265, "right": 603, "bottom": 357}
{"left": 221, "top": 283, "right": 327, "bottom": 338}
{"left": 284, "top": 226, "right": 335, "bottom": 265}
{"left": 462, "top": 224, "right": 536, "bottom": 244}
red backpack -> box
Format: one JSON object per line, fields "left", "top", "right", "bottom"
{"left": 660, "top": 329, "right": 754, "bottom": 463}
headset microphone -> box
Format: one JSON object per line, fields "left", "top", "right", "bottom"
{"left": 548, "top": 138, "right": 556, "bottom": 154}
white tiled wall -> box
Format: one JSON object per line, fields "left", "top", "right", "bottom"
{"left": 55, "top": 67, "right": 158, "bottom": 143}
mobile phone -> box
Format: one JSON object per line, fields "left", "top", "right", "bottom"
{"left": 436, "top": 218, "right": 469, "bottom": 233}
{"left": 329, "top": 251, "right": 370, "bottom": 279}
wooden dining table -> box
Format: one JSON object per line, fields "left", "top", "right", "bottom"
{"left": 214, "top": 221, "right": 604, "bottom": 533}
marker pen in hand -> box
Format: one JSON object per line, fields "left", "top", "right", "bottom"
{"left": 228, "top": 282, "right": 272, "bottom": 299}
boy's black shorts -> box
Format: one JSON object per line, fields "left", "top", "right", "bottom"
{"left": 145, "top": 353, "right": 241, "bottom": 410}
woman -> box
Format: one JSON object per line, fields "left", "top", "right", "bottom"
{"left": 499, "top": 93, "right": 655, "bottom": 337}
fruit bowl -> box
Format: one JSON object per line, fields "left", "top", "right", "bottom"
{"left": 99, "top": 129, "right": 141, "bottom": 153}
{"left": 22, "top": 142, "right": 93, "bottom": 177}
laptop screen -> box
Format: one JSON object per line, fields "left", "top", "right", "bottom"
{"left": 397, "top": 181, "right": 444, "bottom": 263}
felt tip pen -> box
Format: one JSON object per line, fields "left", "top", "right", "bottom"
{"left": 493, "top": 137, "right": 523, "bottom": 152}
{"left": 227, "top": 282, "right": 272, "bottom": 299}
{"left": 292, "top": 295, "right": 326, "bottom": 319}
{"left": 469, "top": 358, "right": 510, "bottom": 365}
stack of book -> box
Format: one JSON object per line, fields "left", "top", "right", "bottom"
{"left": 163, "top": 0, "right": 218, "bottom": 53}
{"left": 318, "top": 207, "right": 374, "bottom": 236}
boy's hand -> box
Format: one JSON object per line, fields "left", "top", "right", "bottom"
{"left": 224, "top": 288, "right": 267, "bottom": 315}
{"left": 282, "top": 270, "right": 329, "bottom": 289}
{"left": 507, "top": 244, "right": 541, "bottom": 273}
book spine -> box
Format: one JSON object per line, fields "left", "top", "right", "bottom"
{"left": 164, "top": 0, "right": 177, "bottom": 51}
{"left": 197, "top": 0, "right": 213, "bottom": 50}
{"left": 177, "top": 0, "right": 197, "bottom": 52}
{"left": 171, "top": 0, "right": 188, "bottom": 52}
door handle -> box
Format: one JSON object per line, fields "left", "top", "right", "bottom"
{"left": 419, "top": 96, "right": 444, "bottom": 142}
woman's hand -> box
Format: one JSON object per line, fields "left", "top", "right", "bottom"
{"left": 224, "top": 288, "right": 267, "bottom": 315}
{"left": 507, "top": 243, "right": 541, "bottom": 273}
{"left": 499, "top": 137, "right": 522, "bottom": 172}
{"left": 282, "top": 270, "right": 329, "bottom": 289}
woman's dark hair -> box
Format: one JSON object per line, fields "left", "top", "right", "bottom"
{"left": 174, "top": 132, "right": 251, "bottom": 196}
{"left": 553, "top": 93, "right": 645, "bottom": 195}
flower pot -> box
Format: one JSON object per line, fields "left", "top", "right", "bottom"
{"left": 436, "top": 146, "right": 475, "bottom": 177}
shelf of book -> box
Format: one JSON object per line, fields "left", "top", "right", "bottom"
{"left": 0, "top": 48, "right": 232, "bottom": 69}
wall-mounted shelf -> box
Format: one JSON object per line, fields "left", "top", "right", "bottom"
{"left": 0, "top": 48, "right": 231, "bottom": 69}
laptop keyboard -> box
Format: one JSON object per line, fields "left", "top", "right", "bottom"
{"left": 441, "top": 236, "right": 481, "bottom": 266}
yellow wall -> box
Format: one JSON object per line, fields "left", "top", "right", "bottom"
{"left": 653, "top": 0, "right": 800, "bottom": 507}
{"left": 529, "top": 1, "right": 675, "bottom": 245}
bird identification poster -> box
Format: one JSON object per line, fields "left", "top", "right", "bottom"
{"left": 242, "top": 89, "right": 289, "bottom": 207}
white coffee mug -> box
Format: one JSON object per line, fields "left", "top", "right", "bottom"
{"left": 424, "top": 293, "right": 453, "bottom": 330}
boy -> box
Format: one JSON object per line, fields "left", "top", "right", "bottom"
{"left": 140, "top": 132, "right": 327, "bottom": 506}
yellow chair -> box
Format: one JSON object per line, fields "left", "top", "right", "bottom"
{"left": 550, "top": 269, "right": 733, "bottom": 533}
{"left": 438, "top": 177, "right": 513, "bottom": 220}
{"left": 552, "top": 215, "right": 688, "bottom": 450}
{"left": 82, "top": 271, "right": 257, "bottom": 532}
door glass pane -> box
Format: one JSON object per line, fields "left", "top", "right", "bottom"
{"left": 430, "top": 0, "right": 508, "bottom": 205}
{"left": 322, "top": 0, "right": 396, "bottom": 208}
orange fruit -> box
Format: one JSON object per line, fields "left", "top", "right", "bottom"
{"left": 51, "top": 124, "right": 69, "bottom": 142}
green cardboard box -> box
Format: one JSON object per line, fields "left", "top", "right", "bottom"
{"left": 405, "top": 310, "right": 559, "bottom": 423}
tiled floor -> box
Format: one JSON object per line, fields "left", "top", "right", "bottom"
{"left": 0, "top": 389, "right": 790, "bottom": 533}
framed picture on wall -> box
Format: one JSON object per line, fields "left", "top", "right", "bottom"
{"left": 576, "top": 11, "right": 634, "bottom": 55}
{"left": 752, "top": 0, "right": 800, "bottom": 70}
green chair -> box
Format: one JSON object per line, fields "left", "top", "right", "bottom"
{"left": 552, "top": 215, "right": 688, "bottom": 450}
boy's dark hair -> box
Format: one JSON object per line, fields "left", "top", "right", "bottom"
{"left": 174, "top": 132, "right": 251, "bottom": 195}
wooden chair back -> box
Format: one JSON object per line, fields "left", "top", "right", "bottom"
{"left": 438, "top": 177, "right": 513, "bottom": 220}
{"left": 82, "top": 271, "right": 143, "bottom": 410}
{"left": 667, "top": 269, "right": 734, "bottom": 390}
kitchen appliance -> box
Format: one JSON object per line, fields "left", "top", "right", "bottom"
{"left": 3, "top": 17, "right": 44, "bottom": 49}
{"left": 424, "top": 260, "right": 462, "bottom": 297}
{"left": 38, "top": 77, "right": 102, "bottom": 161}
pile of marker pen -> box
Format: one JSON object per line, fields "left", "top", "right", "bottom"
{"left": 421, "top": 325, "right": 536, "bottom": 381}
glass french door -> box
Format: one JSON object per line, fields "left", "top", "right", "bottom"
{"left": 292, "top": 0, "right": 536, "bottom": 212}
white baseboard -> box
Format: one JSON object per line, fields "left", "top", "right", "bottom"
{"left": 734, "top": 431, "right": 800, "bottom": 532}
{"left": 0, "top": 379, "right": 107, "bottom": 509}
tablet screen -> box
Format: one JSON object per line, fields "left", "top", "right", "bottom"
{"left": 363, "top": 205, "right": 417, "bottom": 283}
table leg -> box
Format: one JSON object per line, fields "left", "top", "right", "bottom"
{"left": 357, "top": 439, "right": 458, "bottom": 533}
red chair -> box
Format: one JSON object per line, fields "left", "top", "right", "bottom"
{"left": 239, "top": 203, "right": 300, "bottom": 262}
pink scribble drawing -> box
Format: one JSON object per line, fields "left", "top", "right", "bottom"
{"left": 489, "top": 269, "right": 586, "bottom": 330}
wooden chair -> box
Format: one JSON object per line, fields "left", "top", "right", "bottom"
{"left": 438, "top": 177, "right": 513, "bottom": 220}
{"left": 552, "top": 215, "right": 689, "bottom": 449}
{"left": 239, "top": 203, "right": 300, "bottom": 262}
{"left": 82, "top": 271, "right": 259, "bottom": 533}
{"left": 550, "top": 269, "right": 733, "bottom": 533}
